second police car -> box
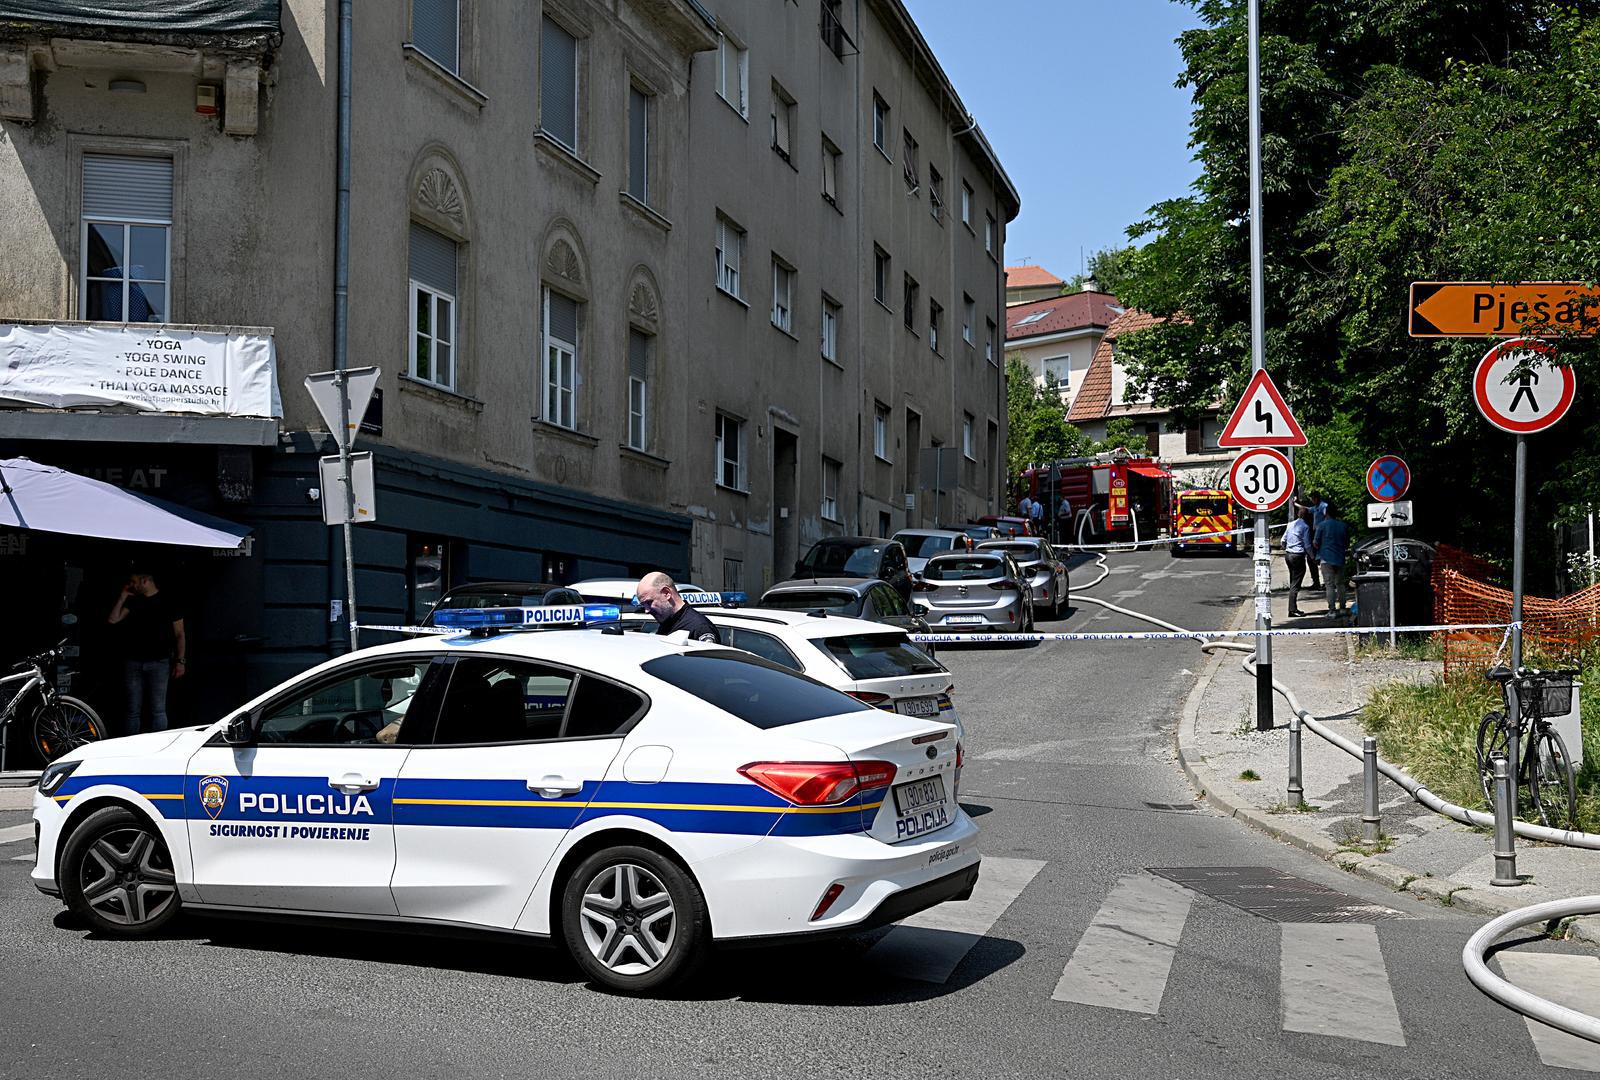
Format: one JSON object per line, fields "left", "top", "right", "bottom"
{"left": 28, "top": 603, "right": 977, "bottom": 993}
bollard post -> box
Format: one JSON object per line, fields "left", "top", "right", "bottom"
{"left": 1491, "top": 753, "right": 1521, "bottom": 887}
{"left": 1287, "top": 711, "right": 1304, "bottom": 808}
{"left": 1361, "top": 736, "right": 1381, "bottom": 845}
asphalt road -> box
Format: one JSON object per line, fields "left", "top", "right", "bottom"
{"left": 1, "top": 548, "right": 1594, "bottom": 1079}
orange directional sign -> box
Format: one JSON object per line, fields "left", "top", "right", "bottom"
{"left": 1408, "top": 282, "right": 1600, "bottom": 338}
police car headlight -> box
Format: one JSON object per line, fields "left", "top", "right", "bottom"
{"left": 37, "top": 759, "right": 81, "bottom": 796}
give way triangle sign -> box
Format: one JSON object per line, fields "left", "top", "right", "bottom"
{"left": 1217, "top": 369, "right": 1307, "bottom": 448}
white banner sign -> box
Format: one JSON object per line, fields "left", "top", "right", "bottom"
{"left": 0, "top": 323, "right": 282, "bottom": 418}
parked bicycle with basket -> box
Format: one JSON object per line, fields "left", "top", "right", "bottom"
{"left": 1474, "top": 665, "right": 1580, "bottom": 829}
{"left": 0, "top": 640, "right": 104, "bottom": 768}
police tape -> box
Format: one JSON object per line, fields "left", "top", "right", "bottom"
{"left": 909, "top": 620, "right": 1517, "bottom": 645}
{"left": 1062, "top": 519, "right": 1291, "bottom": 551}
{"left": 358, "top": 624, "right": 452, "bottom": 635}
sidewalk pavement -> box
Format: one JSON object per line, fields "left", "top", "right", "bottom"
{"left": 1176, "top": 557, "right": 1600, "bottom": 945}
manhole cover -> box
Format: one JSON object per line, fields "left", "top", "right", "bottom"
{"left": 1147, "top": 866, "right": 1407, "bottom": 923}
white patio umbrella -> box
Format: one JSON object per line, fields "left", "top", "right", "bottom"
{"left": 0, "top": 457, "right": 250, "bottom": 549}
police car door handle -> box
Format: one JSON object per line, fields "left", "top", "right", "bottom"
{"left": 329, "top": 773, "right": 379, "bottom": 793}
{"left": 529, "top": 776, "right": 583, "bottom": 798}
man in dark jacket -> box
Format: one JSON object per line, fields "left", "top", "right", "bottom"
{"left": 634, "top": 573, "right": 720, "bottom": 643}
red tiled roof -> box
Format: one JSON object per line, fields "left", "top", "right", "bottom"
{"left": 1005, "top": 291, "right": 1125, "bottom": 341}
{"left": 1066, "top": 308, "right": 1162, "bottom": 423}
{"left": 1004, "top": 265, "right": 1063, "bottom": 289}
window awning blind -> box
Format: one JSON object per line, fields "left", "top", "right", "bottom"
{"left": 409, "top": 222, "right": 457, "bottom": 295}
{"left": 82, "top": 154, "right": 172, "bottom": 222}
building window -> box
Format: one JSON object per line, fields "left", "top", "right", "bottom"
{"left": 902, "top": 129, "right": 918, "bottom": 191}
{"left": 961, "top": 181, "right": 973, "bottom": 227}
{"left": 716, "top": 31, "right": 748, "bottom": 118}
{"left": 770, "top": 81, "right": 795, "bottom": 161}
{"left": 627, "top": 84, "right": 651, "bottom": 203}
{"left": 929, "top": 299, "right": 942, "bottom": 353}
{"left": 985, "top": 317, "right": 996, "bottom": 365}
{"left": 540, "top": 15, "right": 579, "bottom": 152}
{"left": 821, "top": 457, "right": 842, "bottom": 521}
{"left": 409, "top": 221, "right": 458, "bottom": 390}
{"left": 821, "top": 296, "right": 840, "bottom": 362}
{"left": 963, "top": 413, "right": 975, "bottom": 460}
{"left": 542, "top": 287, "right": 579, "bottom": 430}
{"left": 985, "top": 211, "right": 996, "bottom": 255}
{"left": 871, "top": 93, "right": 889, "bottom": 156}
{"left": 873, "top": 401, "right": 890, "bottom": 461}
{"left": 627, "top": 329, "right": 650, "bottom": 452}
{"left": 929, "top": 166, "right": 944, "bottom": 222}
{"left": 878, "top": 510, "right": 891, "bottom": 537}
{"left": 716, "top": 412, "right": 746, "bottom": 490}
{"left": 771, "top": 258, "right": 794, "bottom": 333}
{"left": 715, "top": 212, "right": 745, "bottom": 299}
{"left": 412, "top": 0, "right": 459, "bottom": 74}
{"left": 902, "top": 274, "right": 918, "bottom": 329}
{"left": 962, "top": 294, "right": 975, "bottom": 345}
{"left": 821, "top": 0, "right": 851, "bottom": 58}
{"left": 873, "top": 246, "right": 889, "bottom": 306}
{"left": 821, "top": 136, "right": 841, "bottom": 207}
{"left": 80, "top": 154, "right": 173, "bottom": 323}
{"left": 723, "top": 558, "right": 743, "bottom": 591}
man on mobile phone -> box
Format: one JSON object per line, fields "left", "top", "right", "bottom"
{"left": 106, "top": 564, "right": 185, "bottom": 735}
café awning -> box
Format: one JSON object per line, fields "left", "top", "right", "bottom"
{"left": 0, "top": 457, "right": 250, "bottom": 550}
{"left": 1128, "top": 463, "right": 1173, "bottom": 480}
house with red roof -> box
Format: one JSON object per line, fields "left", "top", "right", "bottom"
{"left": 1004, "top": 264, "right": 1065, "bottom": 306}
{"left": 1065, "top": 309, "right": 1232, "bottom": 485}
{"left": 1004, "top": 288, "right": 1125, "bottom": 411}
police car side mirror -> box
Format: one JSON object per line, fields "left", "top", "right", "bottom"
{"left": 223, "top": 712, "right": 255, "bottom": 746}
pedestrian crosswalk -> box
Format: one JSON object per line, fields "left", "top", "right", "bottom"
{"left": 2, "top": 822, "right": 33, "bottom": 861}
{"left": 862, "top": 858, "right": 1600, "bottom": 1073}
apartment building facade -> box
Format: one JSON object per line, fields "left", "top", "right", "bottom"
{"left": 0, "top": 0, "right": 1015, "bottom": 720}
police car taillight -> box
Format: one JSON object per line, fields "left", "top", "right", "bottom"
{"left": 738, "top": 760, "right": 897, "bottom": 806}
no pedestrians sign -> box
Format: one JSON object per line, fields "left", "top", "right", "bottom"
{"left": 1473, "top": 338, "right": 1576, "bottom": 434}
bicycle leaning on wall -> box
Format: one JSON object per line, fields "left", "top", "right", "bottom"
{"left": 0, "top": 640, "right": 104, "bottom": 769}
{"left": 1475, "top": 665, "right": 1580, "bottom": 829}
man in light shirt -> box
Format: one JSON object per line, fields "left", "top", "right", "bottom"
{"left": 1283, "top": 508, "right": 1312, "bottom": 617}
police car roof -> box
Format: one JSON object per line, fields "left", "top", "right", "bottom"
{"left": 358, "top": 623, "right": 714, "bottom": 668}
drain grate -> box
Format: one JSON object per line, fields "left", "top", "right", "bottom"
{"left": 1147, "top": 866, "right": 1407, "bottom": 923}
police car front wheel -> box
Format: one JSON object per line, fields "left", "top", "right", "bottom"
{"left": 60, "top": 806, "right": 180, "bottom": 936}
{"left": 560, "top": 845, "right": 708, "bottom": 993}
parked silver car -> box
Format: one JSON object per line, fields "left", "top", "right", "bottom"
{"left": 892, "top": 528, "right": 976, "bottom": 574}
{"left": 977, "top": 537, "right": 1071, "bottom": 618}
{"left": 913, "top": 551, "right": 1034, "bottom": 634}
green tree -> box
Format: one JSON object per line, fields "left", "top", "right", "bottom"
{"left": 1068, "top": 245, "right": 1137, "bottom": 297}
{"left": 1006, "top": 355, "right": 1090, "bottom": 478}
{"left": 1092, "top": 417, "right": 1143, "bottom": 455}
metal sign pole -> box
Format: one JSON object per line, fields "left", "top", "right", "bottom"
{"left": 337, "top": 374, "right": 359, "bottom": 652}
{"left": 334, "top": 0, "right": 358, "bottom": 653}
{"left": 1387, "top": 524, "right": 1397, "bottom": 648}
{"left": 1505, "top": 433, "right": 1527, "bottom": 816}
{"left": 1247, "top": 0, "right": 1272, "bottom": 730}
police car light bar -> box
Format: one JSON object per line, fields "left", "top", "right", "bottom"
{"left": 681, "top": 591, "right": 747, "bottom": 607}
{"left": 430, "top": 604, "right": 622, "bottom": 630}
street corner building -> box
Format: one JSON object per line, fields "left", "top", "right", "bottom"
{"left": 0, "top": 0, "right": 1017, "bottom": 724}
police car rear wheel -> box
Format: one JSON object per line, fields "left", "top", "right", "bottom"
{"left": 61, "top": 806, "right": 180, "bottom": 936}
{"left": 561, "top": 845, "right": 708, "bottom": 993}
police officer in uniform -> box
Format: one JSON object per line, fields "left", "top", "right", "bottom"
{"left": 634, "top": 573, "right": 720, "bottom": 643}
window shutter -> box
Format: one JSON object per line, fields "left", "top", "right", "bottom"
{"left": 409, "top": 222, "right": 457, "bottom": 295}
{"left": 628, "top": 329, "right": 649, "bottom": 381}
{"left": 628, "top": 87, "right": 648, "bottom": 201}
{"left": 412, "top": 0, "right": 459, "bottom": 73}
{"left": 1186, "top": 423, "right": 1202, "bottom": 454}
{"left": 541, "top": 16, "right": 578, "bottom": 149}
{"left": 82, "top": 155, "right": 173, "bottom": 221}
{"left": 547, "top": 290, "right": 579, "bottom": 345}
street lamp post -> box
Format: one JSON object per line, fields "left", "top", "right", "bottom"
{"left": 1247, "top": 0, "right": 1273, "bottom": 730}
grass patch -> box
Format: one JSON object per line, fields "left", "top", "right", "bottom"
{"left": 1355, "top": 635, "right": 1445, "bottom": 663}
{"left": 1266, "top": 800, "right": 1321, "bottom": 814}
{"left": 1363, "top": 655, "right": 1600, "bottom": 833}
{"left": 1238, "top": 768, "right": 1262, "bottom": 781}
{"left": 1334, "top": 819, "right": 1395, "bottom": 854}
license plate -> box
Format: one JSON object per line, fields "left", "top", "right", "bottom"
{"left": 893, "top": 776, "right": 950, "bottom": 841}
{"left": 894, "top": 696, "right": 938, "bottom": 717}
{"left": 944, "top": 615, "right": 984, "bottom": 625}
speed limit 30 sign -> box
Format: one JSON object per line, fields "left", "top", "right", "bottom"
{"left": 1229, "top": 447, "right": 1296, "bottom": 513}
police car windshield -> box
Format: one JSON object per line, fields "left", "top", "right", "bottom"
{"left": 799, "top": 541, "right": 882, "bottom": 576}
{"left": 893, "top": 533, "right": 955, "bottom": 557}
{"left": 925, "top": 557, "right": 1004, "bottom": 581}
{"left": 759, "top": 590, "right": 860, "bottom": 614}
{"left": 641, "top": 651, "right": 870, "bottom": 729}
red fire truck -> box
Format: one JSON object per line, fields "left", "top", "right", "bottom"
{"left": 1018, "top": 452, "right": 1174, "bottom": 546}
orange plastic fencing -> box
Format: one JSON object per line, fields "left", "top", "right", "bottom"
{"left": 1436, "top": 564, "right": 1600, "bottom": 679}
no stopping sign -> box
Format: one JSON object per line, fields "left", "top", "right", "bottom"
{"left": 1230, "top": 447, "right": 1296, "bottom": 513}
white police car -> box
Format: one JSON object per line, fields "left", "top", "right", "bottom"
{"left": 28, "top": 604, "right": 978, "bottom": 993}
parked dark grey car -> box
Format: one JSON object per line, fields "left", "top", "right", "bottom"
{"left": 758, "top": 577, "right": 931, "bottom": 635}
{"left": 977, "top": 537, "right": 1071, "bottom": 618}
{"left": 789, "top": 537, "right": 913, "bottom": 601}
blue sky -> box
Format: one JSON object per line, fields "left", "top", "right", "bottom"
{"left": 908, "top": 0, "right": 1204, "bottom": 278}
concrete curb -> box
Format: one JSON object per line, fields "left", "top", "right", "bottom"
{"left": 1173, "top": 592, "right": 1600, "bottom": 948}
